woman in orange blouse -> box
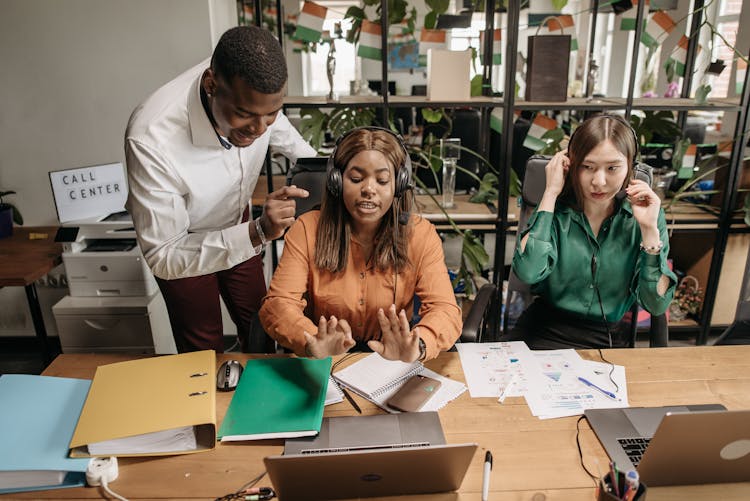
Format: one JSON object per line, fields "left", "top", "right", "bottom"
{"left": 259, "top": 127, "right": 462, "bottom": 361}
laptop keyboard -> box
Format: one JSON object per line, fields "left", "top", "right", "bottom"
{"left": 300, "top": 441, "right": 430, "bottom": 455}
{"left": 617, "top": 437, "right": 652, "bottom": 466}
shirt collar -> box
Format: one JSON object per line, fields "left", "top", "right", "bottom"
{"left": 187, "top": 75, "right": 231, "bottom": 149}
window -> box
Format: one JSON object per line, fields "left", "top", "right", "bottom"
{"left": 301, "top": 1, "right": 357, "bottom": 96}
{"left": 710, "top": 0, "right": 741, "bottom": 97}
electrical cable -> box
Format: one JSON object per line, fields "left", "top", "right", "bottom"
{"left": 100, "top": 479, "right": 129, "bottom": 501}
{"left": 575, "top": 415, "right": 601, "bottom": 486}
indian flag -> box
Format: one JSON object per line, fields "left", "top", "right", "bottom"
{"left": 620, "top": 0, "right": 649, "bottom": 31}
{"left": 523, "top": 114, "right": 558, "bottom": 151}
{"left": 480, "top": 29, "right": 502, "bottom": 65}
{"left": 642, "top": 11, "right": 675, "bottom": 48}
{"left": 294, "top": 2, "right": 327, "bottom": 43}
{"left": 678, "top": 144, "right": 697, "bottom": 179}
{"left": 490, "top": 108, "right": 520, "bottom": 134}
{"left": 528, "top": 0, "right": 562, "bottom": 27}
{"left": 668, "top": 36, "right": 691, "bottom": 77}
{"left": 358, "top": 19, "right": 383, "bottom": 61}
{"left": 538, "top": 15, "right": 577, "bottom": 52}
{"left": 737, "top": 59, "right": 748, "bottom": 95}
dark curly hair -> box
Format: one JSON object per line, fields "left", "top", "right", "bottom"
{"left": 211, "top": 26, "right": 287, "bottom": 94}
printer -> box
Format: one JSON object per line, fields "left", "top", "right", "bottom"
{"left": 50, "top": 162, "right": 157, "bottom": 297}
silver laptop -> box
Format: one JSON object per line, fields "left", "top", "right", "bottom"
{"left": 265, "top": 413, "right": 477, "bottom": 500}
{"left": 585, "top": 405, "right": 750, "bottom": 486}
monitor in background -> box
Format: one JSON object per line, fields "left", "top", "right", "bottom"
{"left": 367, "top": 80, "right": 396, "bottom": 96}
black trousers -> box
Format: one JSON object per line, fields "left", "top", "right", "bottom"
{"left": 501, "top": 299, "right": 629, "bottom": 350}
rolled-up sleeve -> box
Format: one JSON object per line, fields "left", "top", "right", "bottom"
{"left": 125, "top": 139, "right": 257, "bottom": 280}
{"left": 512, "top": 210, "right": 558, "bottom": 285}
{"left": 635, "top": 210, "right": 677, "bottom": 315}
{"left": 412, "top": 224, "right": 462, "bottom": 360}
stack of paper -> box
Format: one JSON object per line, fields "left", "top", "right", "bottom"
{"left": 0, "top": 375, "right": 92, "bottom": 494}
{"left": 456, "top": 342, "right": 629, "bottom": 419}
{"left": 332, "top": 353, "right": 466, "bottom": 413}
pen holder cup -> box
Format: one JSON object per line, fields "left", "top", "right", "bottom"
{"left": 598, "top": 473, "right": 647, "bottom": 501}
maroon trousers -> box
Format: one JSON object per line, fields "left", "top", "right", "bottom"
{"left": 156, "top": 254, "right": 266, "bottom": 353}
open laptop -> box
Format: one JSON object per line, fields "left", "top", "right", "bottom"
{"left": 264, "top": 413, "right": 477, "bottom": 500}
{"left": 585, "top": 405, "right": 750, "bottom": 486}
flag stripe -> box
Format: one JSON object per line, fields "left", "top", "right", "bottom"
{"left": 301, "top": 1, "right": 327, "bottom": 18}
{"left": 421, "top": 29, "right": 446, "bottom": 43}
{"left": 295, "top": 25, "right": 322, "bottom": 43}
{"left": 361, "top": 19, "right": 381, "bottom": 36}
{"left": 357, "top": 45, "right": 382, "bottom": 60}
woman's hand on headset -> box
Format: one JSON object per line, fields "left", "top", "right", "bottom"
{"left": 303, "top": 315, "right": 355, "bottom": 359}
{"left": 544, "top": 149, "right": 570, "bottom": 199}
{"left": 626, "top": 179, "right": 661, "bottom": 231}
{"left": 369, "top": 304, "right": 421, "bottom": 362}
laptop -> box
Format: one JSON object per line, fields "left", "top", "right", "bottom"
{"left": 264, "top": 413, "right": 477, "bottom": 500}
{"left": 585, "top": 405, "right": 750, "bottom": 486}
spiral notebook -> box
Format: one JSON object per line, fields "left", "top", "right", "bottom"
{"left": 332, "top": 354, "right": 466, "bottom": 413}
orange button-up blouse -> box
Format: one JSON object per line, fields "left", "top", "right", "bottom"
{"left": 259, "top": 211, "right": 462, "bottom": 359}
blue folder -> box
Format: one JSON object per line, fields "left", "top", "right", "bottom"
{"left": 0, "top": 374, "right": 92, "bottom": 494}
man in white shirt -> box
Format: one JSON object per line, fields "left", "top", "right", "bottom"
{"left": 125, "top": 26, "right": 316, "bottom": 352}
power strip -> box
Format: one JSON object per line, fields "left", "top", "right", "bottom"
{"left": 86, "top": 457, "right": 119, "bottom": 486}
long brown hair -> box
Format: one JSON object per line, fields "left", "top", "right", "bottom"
{"left": 563, "top": 114, "right": 636, "bottom": 209}
{"left": 315, "top": 128, "right": 413, "bottom": 274}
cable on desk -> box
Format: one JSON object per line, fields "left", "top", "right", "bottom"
{"left": 216, "top": 471, "right": 275, "bottom": 501}
{"left": 575, "top": 415, "right": 600, "bottom": 486}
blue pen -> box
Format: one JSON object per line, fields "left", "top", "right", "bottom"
{"left": 578, "top": 376, "right": 621, "bottom": 401}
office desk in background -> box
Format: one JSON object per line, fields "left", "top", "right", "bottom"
{"left": 251, "top": 175, "right": 507, "bottom": 230}
{"left": 0, "top": 226, "right": 61, "bottom": 366}
{"left": 14, "top": 346, "right": 749, "bottom": 500}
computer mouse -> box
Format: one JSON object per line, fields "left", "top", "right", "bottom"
{"left": 217, "top": 360, "right": 243, "bottom": 391}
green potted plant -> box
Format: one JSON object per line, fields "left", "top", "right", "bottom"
{"left": 0, "top": 190, "right": 23, "bottom": 239}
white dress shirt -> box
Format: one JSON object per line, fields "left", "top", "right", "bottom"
{"left": 125, "top": 59, "right": 316, "bottom": 280}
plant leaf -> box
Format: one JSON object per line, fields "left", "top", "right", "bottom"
{"left": 470, "top": 74, "right": 484, "bottom": 97}
{"left": 421, "top": 108, "right": 443, "bottom": 123}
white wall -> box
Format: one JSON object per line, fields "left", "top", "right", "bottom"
{"left": 0, "top": 0, "right": 236, "bottom": 336}
{"left": 0, "top": 0, "right": 236, "bottom": 226}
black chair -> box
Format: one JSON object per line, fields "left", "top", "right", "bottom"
{"left": 504, "top": 155, "right": 669, "bottom": 348}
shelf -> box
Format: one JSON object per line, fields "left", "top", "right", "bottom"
{"left": 284, "top": 95, "right": 503, "bottom": 108}
{"left": 513, "top": 97, "right": 742, "bottom": 112}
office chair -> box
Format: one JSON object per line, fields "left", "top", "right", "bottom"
{"left": 504, "top": 155, "right": 669, "bottom": 348}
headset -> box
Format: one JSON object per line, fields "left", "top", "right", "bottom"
{"left": 326, "top": 126, "right": 414, "bottom": 204}
{"left": 568, "top": 113, "right": 652, "bottom": 200}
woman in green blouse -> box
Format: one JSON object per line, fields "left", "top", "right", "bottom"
{"left": 509, "top": 114, "right": 677, "bottom": 349}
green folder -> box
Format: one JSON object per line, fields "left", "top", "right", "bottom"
{"left": 218, "top": 357, "right": 332, "bottom": 441}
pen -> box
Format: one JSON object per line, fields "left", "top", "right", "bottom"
{"left": 341, "top": 386, "right": 362, "bottom": 414}
{"left": 481, "top": 450, "right": 492, "bottom": 501}
{"left": 609, "top": 462, "right": 620, "bottom": 498}
{"left": 578, "top": 376, "right": 621, "bottom": 401}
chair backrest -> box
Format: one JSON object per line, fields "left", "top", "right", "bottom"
{"left": 286, "top": 157, "right": 328, "bottom": 217}
{"left": 504, "top": 156, "right": 668, "bottom": 347}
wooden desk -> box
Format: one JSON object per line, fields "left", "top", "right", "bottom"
{"left": 0, "top": 226, "right": 61, "bottom": 364}
{"left": 14, "top": 346, "right": 749, "bottom": 500}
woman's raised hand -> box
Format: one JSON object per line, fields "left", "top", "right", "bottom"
{"left": 544, "top": 149, "right": 570, "bottom": 198}
{"left": 369, "top": 304, "right": 421, "bottom": 362}
{"left": 303, "top": 315, "right": 355, "bottom": 359}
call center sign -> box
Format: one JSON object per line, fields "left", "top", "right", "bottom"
{"left": 49, "top": 162, "right": 127, "bottom": 222}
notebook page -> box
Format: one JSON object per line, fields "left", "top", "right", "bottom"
{"left": 332, "top": 354, "right": 423, "bottom": 399}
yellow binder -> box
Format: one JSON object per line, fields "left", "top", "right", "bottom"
{"left": 69, "top": 351, "right": 216, "bottom": 457}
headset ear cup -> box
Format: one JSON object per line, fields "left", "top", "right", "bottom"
{"left": 326, "top": 166, "right": 342, "bottom": 198}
